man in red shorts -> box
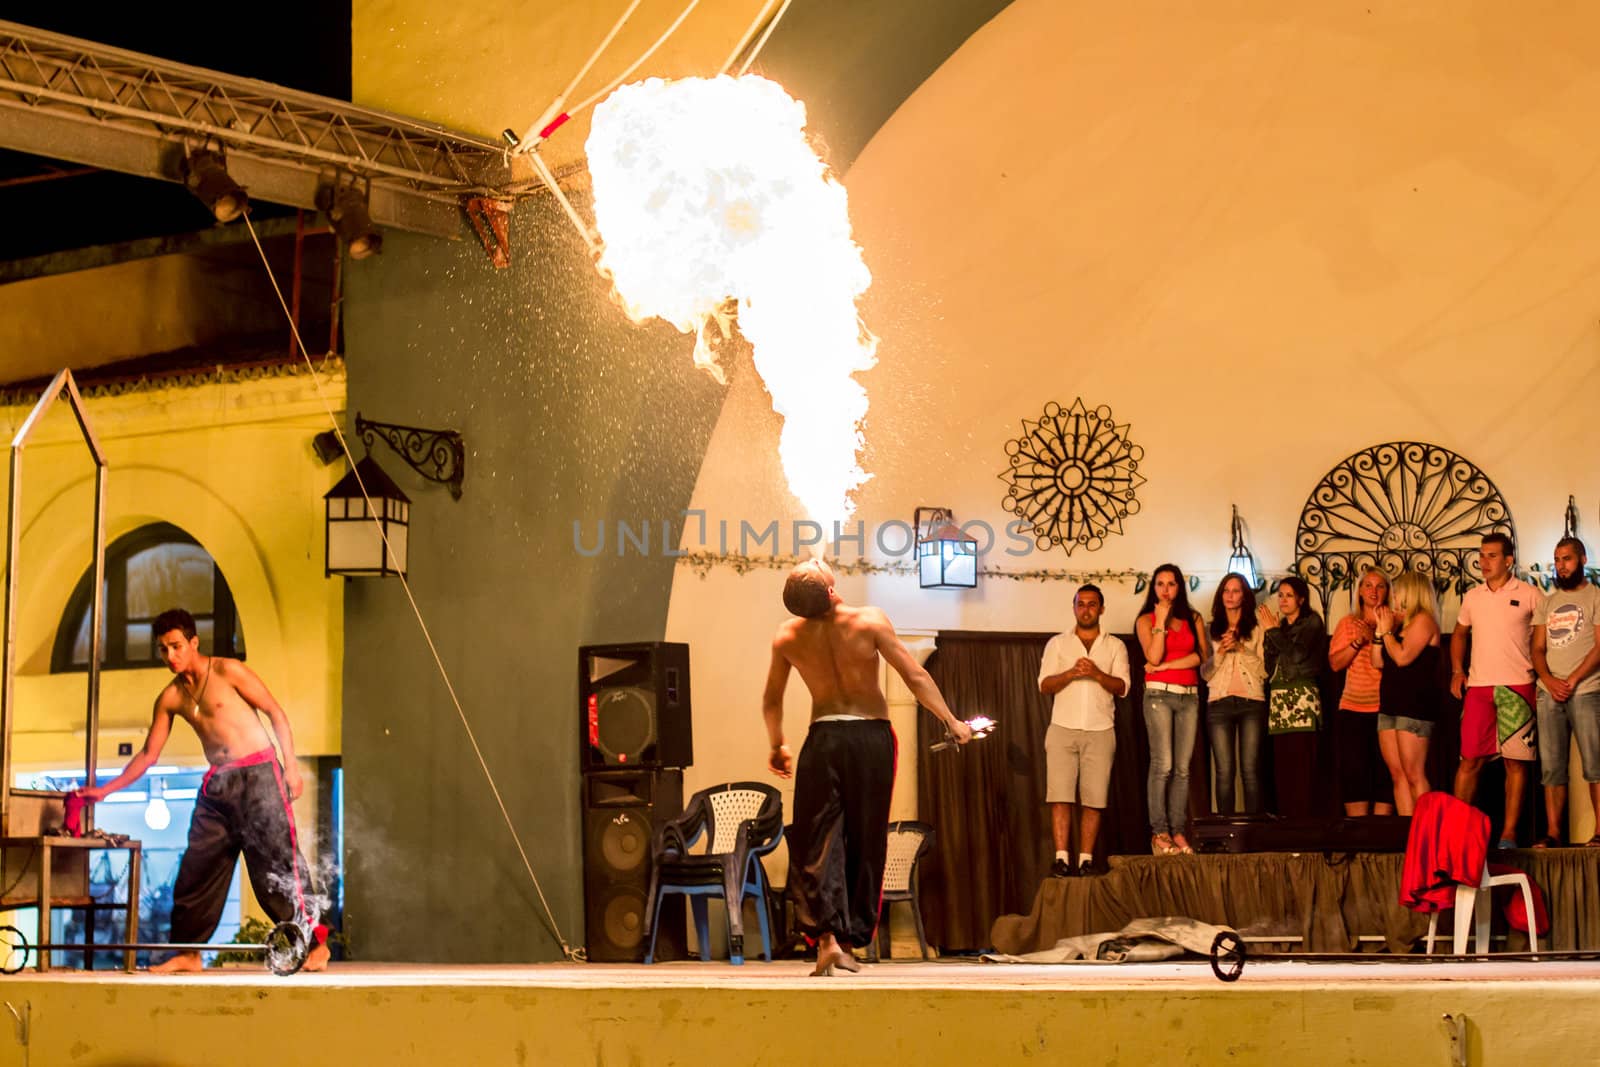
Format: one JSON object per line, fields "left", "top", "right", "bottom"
{"left": 1452, "top": 533, "right": 1545, "bottom": 848}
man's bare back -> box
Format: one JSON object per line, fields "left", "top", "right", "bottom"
{"left": 772, "top": 604, "right": 893, "bottom": 721}
{"left": 762, "top": 559, "right": 971, "bottom": 777}
{"left": 762, "top": 559, "right": 970, "bottom": 977}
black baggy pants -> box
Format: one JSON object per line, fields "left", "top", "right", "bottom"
{"left": 170, "top": 755, "right": 311, "bottom": 943}
{"left": 787, "top": 719, "right": 896, "bottom": 948}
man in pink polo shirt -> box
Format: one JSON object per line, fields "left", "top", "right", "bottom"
{"left": 1451, "top": 533, "right": 1546, "bottom": 848}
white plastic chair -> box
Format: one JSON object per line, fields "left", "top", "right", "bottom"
{"left": 1424, "top": 863, "right": 1539, "bottom": 955}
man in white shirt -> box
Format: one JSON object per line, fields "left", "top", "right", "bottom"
{"left": 1038, "top": 584, "right": 1130, "bottom": 877}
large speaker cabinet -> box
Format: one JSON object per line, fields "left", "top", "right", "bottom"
{"left": 581, "top": 767, "right": 686, "bottom": 962}
{"left": 578, "top": 642, "right": 693, "bottom": 770}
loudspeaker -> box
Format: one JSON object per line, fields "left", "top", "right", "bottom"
{"left": 582, "top": 767, "right": 686, "bottom": 962}
{"left": 578, "top": 642, "right": 693, "bottom": 769}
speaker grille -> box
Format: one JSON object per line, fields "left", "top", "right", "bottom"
{"left": 600, "top": 886, "right": 648, "bottom": 952}
{"left": 598, "top": 809, "right": 649, "bottom": 875}
{"left": 595, "top": 686, "right": 656, "bottom": 765}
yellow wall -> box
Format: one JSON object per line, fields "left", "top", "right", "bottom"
{"left": 0, "top": 254, "right": 297, "bottom": 382}
{"left": 352, "top": 0, "right": 774, "bottom": 171}
{"left": 0, "top": 365, "right": 347, "bottom": 771}
{"left": 666, "top": 0, "right": 1600, "bottom": 847}
{"left": 9, "top": 970, "right": 1597, "bottom": 1065}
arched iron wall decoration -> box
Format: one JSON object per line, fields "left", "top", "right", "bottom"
{"left": 1293, "top": 441, "right": 1514, "bottom": 613}
{"left": 998, "top": 398, "right": 1146, "bottom": 556}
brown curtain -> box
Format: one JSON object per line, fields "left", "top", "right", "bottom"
{"left": 914, "top": 631, "right": 1054, "bottom": 952}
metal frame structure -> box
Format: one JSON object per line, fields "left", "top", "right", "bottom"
{"left": 1292, "top": 440, "right": 1515, "bottom": 615}
{"left": 1, "top": 369, "right": 107, "bottom": 834}
{"left": 0, "top": 20, "right": 528, "bottom": 240}
{"left": 354, "top": 413, "right": 466, "bottom": 500}
{"left": 998, "top": 398, "right": 1147, "bottom": 556}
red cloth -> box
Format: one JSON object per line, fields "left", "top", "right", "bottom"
{"left": 1490, "top": 862, "right": 1551, "bottom": 935}
{"left": 1399, "top": 791, "right": 1489, "bottom": 913}
{"left": 64, "top": 793, "right": 89, "bottom": 837}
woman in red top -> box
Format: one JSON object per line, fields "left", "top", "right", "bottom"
{"left": 1135, "top": 564, "right": 1210, "bottom": 854}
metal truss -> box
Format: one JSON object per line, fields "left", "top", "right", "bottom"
{"left": 0, "top": 20, "right": 529, "bottom": 239}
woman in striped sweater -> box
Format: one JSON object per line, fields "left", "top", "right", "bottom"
{"left": 1328, "top": 568, "right": 1395, "bottom": 816}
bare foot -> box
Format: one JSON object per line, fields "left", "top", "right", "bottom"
{"left": 810, "top": 935, "right": 861, "bottom": 977}
{"left": 301, "top": 942, "right": 331, "bottom": 973}
{"left": 150, "top": 951, "right": 204, "bottom": 974}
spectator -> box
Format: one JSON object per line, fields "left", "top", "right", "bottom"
{"left": 1038, "top": 584, "right": 1130, "bottom": 876}
{"left": 1135, "top": 564, "right": 1209, "bottom": 854}
{"left": 1329, "top": 569, "right": 1395, "bottom": 816}
{"left": 1202, "top": 573, "right": 1267, "bottom": 814}
{"left": 1372, "top": 571, "right": 1441, "bottom": 815}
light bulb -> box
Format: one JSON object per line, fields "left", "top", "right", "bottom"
{"left": 144, "top": 796, "right": 172, "bottom": 831}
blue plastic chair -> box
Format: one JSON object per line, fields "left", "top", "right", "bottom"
{"left": 644, "top": 781, "right": 784, "bottom": 964}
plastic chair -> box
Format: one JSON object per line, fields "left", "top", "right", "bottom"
{"left": 644, "top": 781, "right": 783, "bottom": 964}
{"left": 1401, "top": 791, "right": 1539, "bottom": 955}
{"left": 1425, "top": 864, "right": 1540, "bottom": 956}
{"left": 867, "top": 820, "right": 936, "bottom": 962}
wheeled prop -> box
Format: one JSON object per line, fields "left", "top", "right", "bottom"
{"left": 0, "top": 920, "right": 311, "bottom": 976}
{"left": 1208, "top": 930, "right": 1247, "bottom": 982}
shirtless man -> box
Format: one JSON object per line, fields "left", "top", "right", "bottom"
{"left": 762, "top": 559, "right": 971, "bottom": 975}
{"left": 73, "top": 608, "right": 329, "bottom": 973}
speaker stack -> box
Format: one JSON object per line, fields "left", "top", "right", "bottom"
{"left": 578, "top": 642, "right": 693, "bottom": 962}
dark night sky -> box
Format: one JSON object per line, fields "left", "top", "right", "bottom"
{"left": 1, "top": 4, "right": 352, "bottom": 259}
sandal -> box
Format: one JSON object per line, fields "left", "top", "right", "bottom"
{"left": 1151, "top": 833, "right": 1176, "bottom": 855}
{"left": 1533, "top": 835, "right": 1563, "bottom": 850}
{"left": 1585, "top": 835, "right": 1600, "bottom": 849}
{"left": 1172, "top": 835, "right": 1195, "bottom": 855}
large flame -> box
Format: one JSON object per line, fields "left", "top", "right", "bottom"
{"left": 587, "top": 75, "right": 876, "bottom": 526}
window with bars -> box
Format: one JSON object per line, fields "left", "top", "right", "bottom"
{"left": 51, "top": 522, "right": 245, "bottom": 672}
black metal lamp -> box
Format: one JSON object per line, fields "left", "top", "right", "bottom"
{"left": 324, "top": 456, "right": 410, "bottom": 578}
{"left": 1226, "top": 504, "right": 1262, "bottom": 591}
{"left": 915, "top": 507, "right": 977, "bottom": 589}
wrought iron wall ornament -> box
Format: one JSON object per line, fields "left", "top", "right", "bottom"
{"left": 998, "top": 398, "right": 1145, "bottom": 556}
{"left": 1292, "top": 441, "right": 1514, "bottom": 612}
{"left": 355, "top": 412, "right": 466, "bottom": 499}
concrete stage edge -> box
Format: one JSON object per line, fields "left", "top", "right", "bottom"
{"left": 10, "top": 959, "right": 1595, "bottom": 1064}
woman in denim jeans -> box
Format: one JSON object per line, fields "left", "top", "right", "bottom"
{"left": 1135, "top": 564, "right": 1210, "bottom": 854}
{"left": 1202, "top": 574, "right": 1267, "bottom": 814}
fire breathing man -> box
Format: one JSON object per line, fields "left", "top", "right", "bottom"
{"left": 762, "top": 558, "right": 972, "bottom": 975}
{"left": 72, "top": 608, "right": 329, "bottom": 973}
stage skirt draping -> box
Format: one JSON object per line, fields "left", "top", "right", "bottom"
{"left": 990, "top": 848, "right": 1600, "bottom": 955}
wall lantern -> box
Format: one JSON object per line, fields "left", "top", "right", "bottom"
{"left": 1225, "top": 504, "right": 1263, "bottom": 591}
{"left": 324, "top": 456, "right": 410, "bottom": 578}
{"left": 915, "top": 507, "right": 977, "bottom": 590}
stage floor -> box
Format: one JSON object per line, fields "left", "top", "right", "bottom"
{"left": 16, "top": 957, "right": 1599, "bottom": 1064}
{"left": 22, "top": 955, "right": 1600, "bottom": 986}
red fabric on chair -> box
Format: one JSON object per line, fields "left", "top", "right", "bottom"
{"left": 1399, "top": 791, "right": 1490, "bottom": 913}
{"left": 1489, "top": 862, "right": 1550, "bottom": 935}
